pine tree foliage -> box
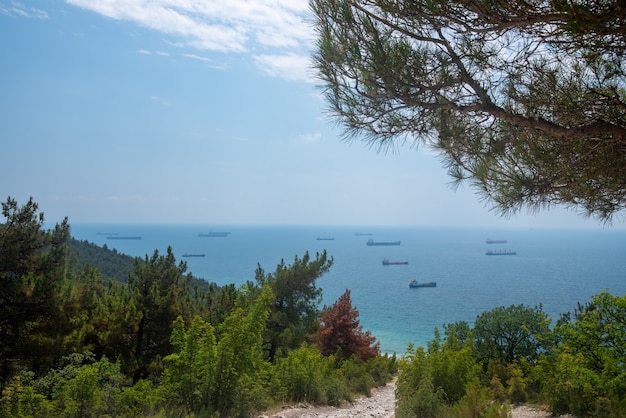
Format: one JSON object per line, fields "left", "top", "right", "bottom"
{"left": 127, "top": 247, "right": 192, "bottom": 381}
{"left": 0, "top": 197, "right": 70, "bottom": 382}
{"left": 311, "top": 0, "right": 626, "bottom": 222}
{"left": 254, "top": 250, "right": 333, "bottom": 362}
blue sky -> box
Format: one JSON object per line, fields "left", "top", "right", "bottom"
{"left": 0, "top": 0, "right": 619, "bottom": 228}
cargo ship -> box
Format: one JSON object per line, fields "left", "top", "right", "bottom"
{"left": 409, "top": 280, "right": 436, "bottom": 288}
{"left": 198, "top": 232, "right": 230, "bottom": 237}
{"left": 485, "top": 250, "right": 516, "bottom": 255}
{"left": 366, "top": 239, "right": 401, "bottom": 246}
{"left": 382, "top": 259, "right": 408, "bottom": 265}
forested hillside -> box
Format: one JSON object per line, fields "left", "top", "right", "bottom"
{"left": 68, "top": 238, "right": 134, "bottom": 282}
{"left": 68, "top": 237, "right": 211, "bottom": 292}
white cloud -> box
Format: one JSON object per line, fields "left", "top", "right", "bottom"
{"left": 1, "top": 1, "right": 48, "bottom": 18}
{"left": 106, "top": 195, "right": 146, "bottom": 202}
{"left": 299, "top": 132, "right": 322, "bottom": 143}
{"left": 183, "top": 53, "right": 229, "bottom": 70}
{"left": 254, "top": 53, "right": 314, "bottom": 83}
{"left": 138, "top": 49, "right": 171, "bottom": 57}
{"left": 65, "top": 0, "right": 315, "bottom": 80}
{"left": 183, "top": 53, "right": 211, "bottom": 63}
{"left": 150, "top": 95, "right": 171, "bottom": 106}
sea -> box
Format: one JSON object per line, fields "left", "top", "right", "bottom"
{"left": 69, "top": 224, "right": 626, "bottom": 355}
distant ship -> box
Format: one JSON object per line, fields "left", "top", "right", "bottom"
{"left": 182, "top": 253, "right": 206, "bottom": 257}
{"left": 366, "top": 239, "right": 401, "bottom": 246}
{"left": 106, "top": 236, "right": 142, "bottom": 240}
{"left": 486, "top": 250, "right": 516, "bottom": 255}
{"left": 316, "top": 237, "right": 335, "bottom": 241}
{"left": 355, "top": 233, "right": 373, "bottom": 236}
{"left": 486, "top": 238, "right": 507, "bottom": 244}
{"left": 382, "top": 259, "right": 408, "bottom": 265}
{"left": 409, "top": 280, "right": 437, "bottom": 288}
{"left": 198, "top": 232, "right": 230, "bottom": 237}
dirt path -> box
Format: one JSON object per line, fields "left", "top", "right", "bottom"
{"left": 261, "top": 379, "right": 571, "bottom": 418}
{"left": 262, "top": 378, "right": 396, "bottom": 418}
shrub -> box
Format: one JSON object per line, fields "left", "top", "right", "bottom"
{"left": 0, "top": 375, "right": 52, "bottom": 418}
{"left": 395, "top": 375, "right": 445, "bottom": 418}
{"left": 273, "top": 344, "right": 342, "bottom": 404}
{"left": 340, "top": 357, "right": 376, "bottom": 396}
{"left": 450, "top": 384, "right": 509, "bottom": 418}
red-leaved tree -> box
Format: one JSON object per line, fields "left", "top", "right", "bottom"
{"left": 317, "top": 289, "right": 379, "bottom": 361}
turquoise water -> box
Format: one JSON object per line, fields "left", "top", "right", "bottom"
{"left": 70, "top": 224, "right": 626, "bottom": 354}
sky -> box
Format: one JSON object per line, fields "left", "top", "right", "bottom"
{"left": 0, "top": 0, "right": 621, "bottom": 229}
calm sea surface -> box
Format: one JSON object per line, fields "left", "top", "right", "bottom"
{"left": 69, "top": 224, "right": 626, "bottom": 354}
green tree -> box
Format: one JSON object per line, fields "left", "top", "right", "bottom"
{"left": 0, "top": 375, "right": 52, "bottom": 418}
{"left": 395, "top": 344, "right": 446, "bottom": 418}
{"left": 211, "top": 285, "right": 273, "bottom": 416}
{"left": 428, "top": 332, "right": 480, "bottom": 404}
{"left": 558, "top": 291, "right": 626, "bottom": 375}
{"left": 162, "top": 316, "right": 217, "bottom": 413}
{"left": 472, "top": 305, "right": 552, "bottom": 365}
{"left": 49, "top": 357, "right": 127, "bottom": 418}
{"left": 161, "top": 287, "right": 274, "bottom": 417}
{"left": 84, "top": 278, "right": 141, "bottom": 376}
{"left": 544, "top": 350, "right": 601, "bottom": 416}
{"left": 127, "top": 247, "right": 192, "bottom": 381}
{"left": 548, "top": 291, "right": 626, "bottom": 416}
{"left": 0, "top": 197, "right": 70, "bottom": 383}
{"left": 253, "top": 251, "right": 333, "bottom": 362}
{"left": 205, "top": 282, "right": 240, "bottom": 327}
{"left": 311, "top": 0, "right": 626, "bottom": 222}
{"left": 442, "top": 321, "right": 472, "bottom": 351}
{"left": 472, "top": 304, "right": 553, "bottom": 365}
{"left": 60, "top": 266, "right": 129, "bottom": 364}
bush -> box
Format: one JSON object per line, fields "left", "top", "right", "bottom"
{"left": 340, "top": 357, "right": 376, "bottom": 396}
{"left": 0, "top": 375, "right": 52, "bottom": 418}
{"left": 450, "top": 384, "right": 509, "bottom": 418}
{"left": 395, "top": 375, "right": 445, "bottom": 418}
{"left": 117, "top": 379, "right": 164, "bottom": 417}
{"left": 507, "top": 362, "right": 528, "bottom": 404}
{"left": 50, "top": 357, "right": 128, "bottom": 417}
{"left": 273, "top": 344, "right": 343, "bottom": 405}
{"left": 365, "top": 353, "right": 397, "bottom": 386}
